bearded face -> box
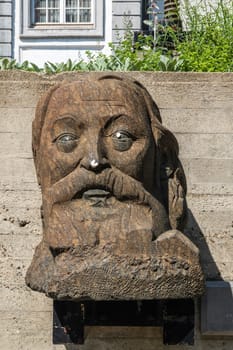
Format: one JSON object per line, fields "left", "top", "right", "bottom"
{"left": 26, "top": 76, "right": 204, "bottom": 300}
{"left": 37, "top": 79, "right": 170, "bottom": 252}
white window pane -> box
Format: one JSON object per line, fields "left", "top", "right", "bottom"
{"left": 48, "top": 9, "right": 60, "bottom": 22}
{"left": 35, "top": 0, "right": 46, "bottom": 8}
{"left": 79, "top": 9, "right": 91, "bottom": 22}
{"left": 48, "top": 0, "right": 60, "bottom": 8}
{"left": 35, "top": 9, "right": 46, "bottom": 22}
{"left": 66, "top": 0, "right": 78, "bottom": 8}
{"left": 34, "top": 0, "right": 93, "bottom": 24}
{"left": 66, "top": 9, "right": 78, "bottom": 22}
{"left": 79, "top": 0, "right": 91, "bottom": 7}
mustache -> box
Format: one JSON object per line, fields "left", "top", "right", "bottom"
{"left": 43, "top": 166, "right": 170, "bottom": 238}
{"left": 46, "top": 166, "right": 154, "bottom": 207}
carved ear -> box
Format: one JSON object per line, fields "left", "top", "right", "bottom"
{"left": 153, "top": 126, "right": 187, "bottom": 231}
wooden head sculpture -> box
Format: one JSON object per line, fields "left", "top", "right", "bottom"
{"left": 26, "top": 75, "right": 204, "bottom": 299}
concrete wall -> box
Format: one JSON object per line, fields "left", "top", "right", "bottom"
{"left": 0, "top": 0, "right": 13, "bottom": 57}
{"left": 0, "top": 71, "right": 233, "bottom": 349}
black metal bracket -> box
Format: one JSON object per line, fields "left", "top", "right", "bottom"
{"left": 53, "top": 299, "right": 194, "bottom": 345}
{"left": 53, "top": 301, "right": 85, "bottom": 344}
{"left": 163, "top": 299, "right": 195, "bottom": 345}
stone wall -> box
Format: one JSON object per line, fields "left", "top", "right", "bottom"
{"left": 0, "top": 71, "right": 233, "bottom": 349}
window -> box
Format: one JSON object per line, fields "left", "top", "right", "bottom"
{"left": 20, "top": 0, "right": 104, "bottom": 38}
{"left": 142, "top": 0, "right": 164, "bottom": 33}
{"left": 142, "top": 1, "right": 181, "bottom": 32}
{"left": 34, "top": 0, "right": 93, "bottom": 24}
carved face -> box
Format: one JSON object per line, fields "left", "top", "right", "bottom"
{"left": 34, "top": 79, "right": 170, "bottom": 250}
{"left": 26, "top": 76, "right": 199, "bottom": 301}
{"left": 39, "top": 80, "right": 155, "bottom": 191}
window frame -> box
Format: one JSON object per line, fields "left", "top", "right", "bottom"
{"left": 33, "top": 0, "right": 94, "bottom": 25}
{"left": 142, "top": 0, "right": 165, "bottom": 32}
{"left": 20, "top": 0, "right": 104, "bottom": 38}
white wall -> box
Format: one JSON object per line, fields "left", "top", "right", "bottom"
{"left": 13, "top": 1, "right": 112, "bottom": 66}
{"left": 112, "top": 0, "right": 142, "bottom": 42}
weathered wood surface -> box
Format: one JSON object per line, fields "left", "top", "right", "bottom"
{"left": 25, "top": 76, "right": 204, "bottom": 299}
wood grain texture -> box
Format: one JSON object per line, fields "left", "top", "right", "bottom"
{"left": 25, "top": 75, "right": 204, "bottom": 300}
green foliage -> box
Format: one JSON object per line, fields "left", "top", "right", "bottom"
{"left": 177, "top": 0, "right": 233, "bottom": 71}
{"left": 43, "top": 59, "right": 87, "bottom": 73}
{"left": 0, "top": 1, "right": 232, "bottom": 72}
{"left": 107, "top": 32, "right": 179, "bottom": 71}
{"left": 0, "top": 58, "right": 41, "bottom": 71}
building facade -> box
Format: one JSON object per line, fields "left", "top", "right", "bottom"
{"left": 0, "top": 0, "right": 223, "bottom": 65}
{"left": 0, "top": 0, "right": 144, "bottom": 65}
{"left": 0, "top": 0, "right": 13, "bottom": 58}
{"left": 0, "top": 0, "right": 172, "bottom": 65}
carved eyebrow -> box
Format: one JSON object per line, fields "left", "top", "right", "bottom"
{"left": 53, "top": 114, "right": 77, "bottom": 123}
{"left": 51, "top": 115, "right": 84, "bottom": 130}
{"left": 51, "top": 115, "right": 81, "bottom": 141}
{"left": 103, "top": 114, "right": 129, "bottom": 131}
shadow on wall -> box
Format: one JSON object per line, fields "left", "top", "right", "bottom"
{"left": 185, "top": 209, "right": 222, "bottom": 281}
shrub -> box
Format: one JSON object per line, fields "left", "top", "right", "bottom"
{"left": 177, "top": 0, "right": 233, "bottom": 71}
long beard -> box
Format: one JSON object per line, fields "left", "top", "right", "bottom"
{"left": 42, "top": 166, "right": 170, "bottom": 251}
{"left": 26, "top": 166, "right": 203, "bottom": 301}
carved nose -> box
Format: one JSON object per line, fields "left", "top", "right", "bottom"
{"left": 80, "top": 137, "right": 109, "bottom": 172}
{"left": 80, "top": 156, "right": 109, "bottom": 172}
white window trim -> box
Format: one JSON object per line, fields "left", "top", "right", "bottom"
{"left": 33, "top": 0, "right": 94, "bottom": 25}
{"left": 20, "top": 0, "right": 104, "bottom": 38}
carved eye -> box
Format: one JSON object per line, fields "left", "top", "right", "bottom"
{"left": 55, "top": 133, "right": 78, "bottom": 153}
{"left": 112, "top": 130, "right": 134, "bottom": 152}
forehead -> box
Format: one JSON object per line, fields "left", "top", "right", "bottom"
{"left": 45, "top": 80, "right": 148, "bottom": 124}
{"left": 51, "top": 79, "right": 143, "bottom": 102}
